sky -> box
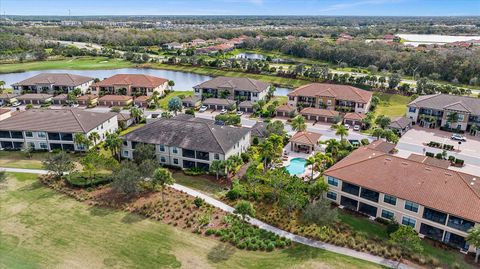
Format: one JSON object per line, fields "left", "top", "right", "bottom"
{"left": 0, "top": 0, "right": 479, "bottom": 16}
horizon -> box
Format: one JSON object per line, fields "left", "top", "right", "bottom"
{"left": 1, "top": 0, "right": 479, "bottom": 16}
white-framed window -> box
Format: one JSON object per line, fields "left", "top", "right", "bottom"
{"left": 25, "top": 131, "right": 33, "bottom": 138}
{"left": 37, "top": 132, "right": 47, "bottom": 138}
{"left": 214, "top": 153, "right": 219, "bottom": 160}
{"left": 383, "top": 194, "right": 397, "bottom": 205}
{"left": 404, "top": 201, "right": 419, "bottom": 213}
{"left": 160, "top": 156, "right": 166, "bottom": 162}
{"left": 122, "top": 150, "right": 129, "bottom": 157}
{"left": 172, "top": 147, "right": 178, "bottom": 154}
{"left": 159, "top": 144, "right": 165, "bottom": 152}
{"left": 327, "top": 176, "right": 339, "bottom": 186}
{"left": 326, "top": 191, "right": 337, "bottom": 200}
{"left": 381, "top": 209, "right": 394, "bottom": 220}
{"left": 402, "top": 216, "right": 416, "bottom": 228}
{"left": 173, "top": 158, "right": 178, "bottom": 164}
{"left": 39, "top": 142, "right": 48, "bottom": 149}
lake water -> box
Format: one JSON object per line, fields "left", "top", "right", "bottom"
{"left": 397, "top": 34, "right": 480, "bottom": 46}
{"left": 0, "top": 68, "right": 291, "bottom": 96}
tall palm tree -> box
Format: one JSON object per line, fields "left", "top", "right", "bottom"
{"left": 291, "top": 115, "right": 307, "bottom": 132}
{"left": 335, "top": 125, "right": 349, "bottom": 141}
{"left": 446, "top": 112, "right": 459, "bottom": 128}
{"left": 324, "top": 139, "right": 341, "bottom": 160}
{"left": 130, "top": 107, "right": 143, "bottom": 124}
{"left": 74, "top": 133, "right": 92, "bottom": 150}
{"left": 314, "top": 152, "right": 334, "bottom": 172}
{"left": 88, "top": 132, "right": 100, "bottom": 146}
{"left": 225, "top": 158, "right": 236, "bottom": 180}
{"left": 305, "top": 156, "right": 316, "bottom": 180}
{"left": 261, "top": 141, "right": 275, "bottom": 170}
{"left": 104, "top": 133, "right": 122, "bottom": 161}
{"left": 209, "top": 160, "right": 225, "bottom": 181}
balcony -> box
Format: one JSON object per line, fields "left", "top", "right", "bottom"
{"left": 342, "top": 182, "right": 360, "bottom": 196}
{"left": 447, "top": 215, "right": 475, "bottom": 232}
{"left": 182, "top": 149, "right": 196, "bottom": 159}
{"left": 422, "top": 207, "right": 447, "bottom": 225}
{"left": 360, "top": 188, "right": 379, "bottom": 203}
{"left": 195, "top": 151, "right": 210, "bottom": 161}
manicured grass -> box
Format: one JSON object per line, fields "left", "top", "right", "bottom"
{"left": 119, "top": 123, "right": 146, "bottom": 136}
{"left": 158, "top": 90, "right": 193, "bottom": 110}
{"left": 0, "top": 151, "right": 46, "bottom": 169}
{"left": 0, "top": 57, "right": 134, "bottom": 73}
{"left": 147, "top": 63, "right": 309, "bottom": 89}
{"left": 172, "top": 172, "right": 227, "bottom": 198}
{"left": 0, "top": 173, "right": 385, "bottom": 269}
{"left": 373, "top": 92, "right": 411, "bottom": 119}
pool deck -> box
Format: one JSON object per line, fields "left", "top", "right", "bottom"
{"left": 282, "top": 142, "right": 321, "bottom": 180}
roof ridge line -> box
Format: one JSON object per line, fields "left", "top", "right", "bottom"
{"left": 70, "top": 109, "right": 88, "bottom": 133}
{"left": 326, "top": 150, "right": 386, "bottom": 172}
{"left": 453, "top": 172, "right": 480, "bottom": 200}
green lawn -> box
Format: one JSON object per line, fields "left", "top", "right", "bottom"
{"left": 158, "top": 90, "right": 193, "bottom": 110}
{"left": 0, "top": 57, "right": 134, "bottom": 73}
{"left": 172, "top": 172, "right": 227, "bottom": 198}
{"left": 0, "top": 151, "right": 47, "bottom": 169}
{"left": 373, "top": 92, "right": 411, "bottom": 119}
{"left": 0, "top": 173, "right": 385, "bottom": 269}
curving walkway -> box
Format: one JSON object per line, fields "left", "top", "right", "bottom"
{"left": 2, "top": 167, "right": 414, "bottom": 269}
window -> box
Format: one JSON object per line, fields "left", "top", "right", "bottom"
{"left": 11, "top": 131, "right": 23, "bottom": 139}
{"left": 381, "top": 209, "right": 394, "bottom": 220}
{"left": 194, "top": 88, "right": 200, "bottom": 93}
{"left": 122, "top": 151, "right": 129, "bottom": 157}
{"left": 422, "top": 207, "right": 447, "bottom": 225}
{"left": 360, "top": 188, "right": 379, "bottom": 202}
{"left": 327, "top": 176, "right": 339, "bottom": 186}
{"left": 383, "top": 194, "right": 397, "bottom": 205}
{"left": 172, "top": 147, "right": 178, "bottom": 154}
{"left": 341, "top": 182, "right": 360, "bottom": 196}
{"left": 252, "top": 93, "right": 258, "bottom": 97}
{"left": 123, "top": 140, "right": 128, "bottom": 146}
{"left": 214, "top": 153, "right": 219, "bottom": 160}
{"left": 160, "top": 156, "right": 166, "bottom": 162}
{"left": 39, "top": 142, "right": 48, "bottom": 150}
{"left": 447, "top": 215, "right": 475, "bottom": 232}
{"left": 173, "top": 158, "right": 178, "bottom": 165}
{"left": 357, "top": 103, "right": 364, "bottom": 108}
{"left": 37, "top": 132, "right": 47, "bottom": 138}
{"left": 288, "top": 96, "right": 294, "bottom": 101}
{"left": 457, "top": 114, "right": 465, "bottom": 122}
{"left": 408, "top": 107, "right": 416, "bottom": 113}
{"left": 159, "top": 144, "right": 165, "bottom": 152}
{"left": 25, "top": 131, "right": 33, "bottom": 138}
{"left": 326, "top": 191, "right": 337, "bottom": 200}
{"left": 404, "top": 201, "right": 419, "bottom": 213}
{"left": 327, "top": 100, "right": 332, "bottom": 105}
{"left": 402, "top": 216, "right": 416, "bottom": 228}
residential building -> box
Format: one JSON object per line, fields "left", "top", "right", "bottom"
{"left": 163, "top": 42, "right": 184, "bottom": 50}
{"left": 121, "top": 115, "right": 251, "bottom": 170}
{"left": 343, "top": 112, "right": 366, "bottom": 127}
{"left": 193, "top": 77, "right": 270, "bottom": 102}
{"left": 407, "top": 94, "right": 480, "bottom": 133}
{"left": 388, "top": 116, "right": 412, "bottom": 136}
{"left": 300, "top": 107, "right": 340, "bottom": 123}
{"left": 0, "top": 94, "right": 19, "bottom": 106}
{"left": 289, "top": 131, "right": 322, "bottom": 153}
{"left": 250, "top": 122, "right": 267, "bottom": 140}
{"left": 98, "top": 95, "right": 133, "bottom": 107}
{"left": 202, "top": 98, "right": 236, "bottom": 110}
{"left": 0, "top": 109, "right": 12, "bottom": 121}
{"left": 17, "top": 94, "right": 53, "bottom": 105}
{"left": 117, "top": 113, "right": 135, "bottom": 129}
{"left": 324, "top": 143, "right": 479, "bottom": 252}
{"left": 90, "top": 74, "right": 169, "bottom": 97}
{"left": 77, "top": 94, "right": 98, "bottom": 107}
{"left": 134, "top": 96, "right": 151, "bottom": 108}
{"left": 12, "top": 73, "right": 94, "bottom": 95}
{"left": 52, "top": 94, "right": 68, "bottom": 105}
{"left": 287, "top": 83, "right": 373, "bottom": 114}
{"left": 0, "top": 109, "right": 118, "bottom": 151}
{"left": 181, "top": 96, "right": 201, "bottom": 108}
{"left": 276, "top": 104, "right": 296, "bottom": 117}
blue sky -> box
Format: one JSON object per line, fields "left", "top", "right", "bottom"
{"left": 1, "top": 0, "right": 479, "bottom": 16}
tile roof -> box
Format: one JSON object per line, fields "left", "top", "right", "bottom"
{"left": 194, "top": 76, "right": 270, "bottom": 93}
{"left": 0, "top": 108, "right": 11, "bottom": 115}
{"left": 389, "top": 117, "right": 411, "bottom": 129}
{"left": 52, "top": 94, "right": 68, "bottom": 100}
{"left": 408, "top": 94, "right": 480, "bottom": 115}
{"left": 12, "top": 73, "right": 93, "bottom": 87}
{"left": 202, "top": 98, "right": 236, "bottom": 106}
{"left": 276, "top": 104, "right": 296, "bottom": 113}
{"left": 366, "top": 140, "right": 396, "bottom": 153}
{"left": 92, "top": 74, "right": 168, "bottom": 88}
{"left": 288, "top": 83, "right": 373, "bottom": 103}
{"left": 134, "top": 95, "right": 150, "bottom": 102}
{"left": 0, "top": 93, "right": 19, "bottom": 100}
{"left": 98, "top": 95, "right": 133, "bottom": 101}
{"left": 300, "top": 107, "right": 340, "bottom": 117}
{"left": 181, "top": 96, "right": 201, "bottom": 104}
{"left": 289, "top": 131, "right": 322, "bottom": 145}
{"left": 238, "top": 100, "right": 254, "bottom": 108}
{"left": 77, "top": 94, "right": 98, "bottom": 101}
{"left": 325, "top": 146, "right": 480, "bottom": 223}
{"left": 0, "top": 109, "right": 116, "bottom": 133}
{"left": 407, "top": 154, "right": 451, "bottom": 169}
{"left": 17, "top": 94, "right": 53, "bottom": 100}
{"left": 344, "top": 112, "right": 366, "bottom": 121}
{"left": 121, "top": 116, "right": 250, "bottom": 154}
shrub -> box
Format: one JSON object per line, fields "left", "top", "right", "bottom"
{"left": 66, "top": 173, "right": 111, "bottom": 188}
{"left": 193, "top": 197, "right": 204, "bottom": 208}
{"left": 455, "top": 159, "right": 464, "bottom": 166}
{"left": 266, "top": 242, "right": 275, "bottom": 251}
{"left": 435, "top": 153, "right": 444, "bottom": 159}
{"left": 425, "top": 152, "right": 434, "bottom": 157}
{"left": 360, "top": 138, "right": 370, "bottom": 146}
{"left": 185, "top": 108, "right": 195, "bottom": 115}
{"left": 184, "top": 167, "right": 206, "bottom": 176}
{"left": 448, "top": 155, "right": 456, "bottom": 162}
{"left": 386, "top": 221, "right": 400, "bottom": 235}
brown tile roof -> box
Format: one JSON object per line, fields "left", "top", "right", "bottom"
{"left": 408, "top": 94, "right": 480, "bottom": 115}
{"left": 117, "top": 112, "right": 133, "bottom": 121}
{"left": 0, "top": 108, "right": 11, "bottom": 115}
{"left": 389, "top": 117, "right": 411, "bottom": 129}
{"left": 325, "top": 147, "right": 480, "bottom": 223}
{"left": 194, "top": 77, "right": 270, "bottom": 93}
{"left": 0, "top": 93, "right": 19, "bottom": 100}
{"left": 0, "top": 109, "right": 116, "bottom": 133}
{"left": 52, "top": 94, "right": 68, "bottom": 100}
{"left": 366, "top": 140, "right": 396, "bottom": 153}
{"left": 289, "top": 131, "right": 322, "bottom": 145}
{"left": 300, "top": 107, "right": 340, "bottom": 117}
{"left": 77, "top": 94, "right": 98, "bottom": 101}
{"left": 93, "top": 74, "right": 168, "bottom": 88}
{"left": 238, "top": 101, "right": 254, "bottom": 108}
{"left": 288, "top": 83, "right": 372, "bottom": 103}
{"left": 407, "top": 154, "right": 451, "bottom": 169}
{"left": 276, "top": 104, "right": 296, "bottom": 113}
{"left": 12, "top": 73, "right": 93, "bottom": 87}
{"left": 17, "top": 94, "right": 53, "bottom": 100}
{"left": 202, "top": 98, "right": 236, "bottom": 106}
{"left": 134, "top": 95, "right": 150, "bottom": 102}
{"left": 98, "top": 95, "right": 133, "bottom": 102}
{"left": 344, "top": 112, "right": 366, "bottom": 121}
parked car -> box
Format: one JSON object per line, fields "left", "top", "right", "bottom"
{"left": 451, "top": 134, "right": 467, "bottom": 142}
{"left": 199, "top": 106, "right": 208, "bottom": 112}
{"left": 11, "top": 101, "right": 21, "bottom": 107}
{"left": 220, "top": 109, "right": 228, "bottom": 114}
{"left": 353, "top": 125, "right": 360, "bottom": 131}
{"left": 69, "top": 103, "right": 79, "bottom": 108}
{"left": 236, "top": 111, "right": 244, "bottom": 116}
{"left": 344, "top": 124, "right": 350, "bottom": 129}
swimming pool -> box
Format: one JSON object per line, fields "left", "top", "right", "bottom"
{"left": 285, "top": 158, "right": 307, "bottom": 175}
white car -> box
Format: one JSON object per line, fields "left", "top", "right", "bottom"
{"left": 220, "top": 109, "right": 228, "bottom": 114}
{"left": 199, "top": 106, "right": 208, "bottom": 112}
{"left": 353, "top": 125, "right": 360, "bottom": 131}
{"left": 451, "top": 134, "right": 466, "bottom": 142}
{"left": 344, "top": 124, "right": 350, "bottom": 129}
{"left": 236, "top": 111, "right": 244, "bottom": 116}
{"left": 11, "top": 102, "right": 21, "bottom": 107}
{"left": 69, "top": 103, "right": 79, "bottom": 108}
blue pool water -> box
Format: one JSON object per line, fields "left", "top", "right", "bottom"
{"left": 285, "top": 158, "right": 307, "bottom": 175}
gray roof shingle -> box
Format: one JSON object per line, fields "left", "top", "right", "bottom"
{"left": 408, "top": 94, "right": 480, "bottom": 115}
{"left": 194, "top": 76, "right": 270, "bottom": 93}
{"left": 13, "top": 73, "right": 93, "bottom": 87}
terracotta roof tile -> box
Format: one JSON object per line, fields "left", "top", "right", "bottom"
{"left": 289, "top": 131, "right": 321, "bottom": 145}
{"left": 300, "top": 107, "right": 340, "bottom": 117}
{"left": 288, "top": 83, "right": 372, "bottom": 103}
{"left": 93, "top": 74, "right": 168, "bottom": 88}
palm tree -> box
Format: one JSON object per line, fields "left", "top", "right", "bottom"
{"left": 74, "top": 133, "right": 92, "bottom": 150}
{"left": 446, "top": 112, "right": 459, "bottom": 128}
{"left": 88, "top": 132, "right": 100, "bottom": 147}
{"left": 151, "top": 91, "right": 160, "bottom": 107}
{"left": 209, "top": 160, "right": 225, "bottom": 181}
{"left": 152, "top": 168, "right": 175, "bottom": 202}
{"left": 335, "top": 125, "right": 349, "bottom": 141}
{"left": 130, "top": 107, "right": 143, "bottom": 124}
{"left": 104, "top": 132, "right": 122, "bottom": 160}
{"left": 291, "top": 115, "right": 306, "bottom": 132}
{"left": 261, "top": 141, "right": 275, "bottom": 170}
{"left": 168, "top": 80, "right": 175, "bottom": 91}
{"left": 314, "top": 152, "right": 334, "bottom": 172}
{"left": 467, "top": 226, "right": 480, "bottom": 263}
{"left": 305, "top": 156, "right": 316, "bottom": 180}
{"left": 0, "top": 80, "right": 6, "bottom": 93}
{"left": 372, "top": 128, "right": 384, "bottom": 140}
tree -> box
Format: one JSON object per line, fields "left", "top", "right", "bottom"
{"left": 112, "top": 162, "right": 141, "bottom": 197}
{"left": 372, "top": 128, "right": 384, "bottom": 140}
{"left": 375, "top": 115, "right": 391, "bottom": 129}
{"left": 305, "top": 156, "right": 317, "bottom": 180}
{"left": 210, "top": 160, "right": 225, "bottom": 181}
{"left": 384, "top": 129, "right": 399, "bottom": 144}
{"left": 168, "top": 80, "right": 175, "bottom": 91}
{"left": 0, "top": 81, "right": 5, "bottom": 93}
{"left": 130, "top": 106, "right": 143, "bottom": 124}
{"left": 225, "top": 157, "right": 236, "bottom": 180}
{"left": 21, "top": 142, "right": 33, "bottom": 159}
{"left": 74, "top": 133, "right": 92, "bottom": 150}
{"left": 130, "top": 143, "right": 155, "bottom": 164}
{"left": 303, "top": 199, "right": 338, "bottom": 226}
{"left": 446, "top": 112, "right": 459, "bottom": 128}
{"left": 42, "top": 152, "right": 74, "bottom": 180}
{"left": 467, "top": 226, "right": 480, "bottom": 263}
{"left": 389, "top": 226, "right": 423, "bottom": 267}
{"left": 80, "top": 151, "right": 102, "bottom": 183}
{"left": 308, "top": 179, "right": 329, "bottom": 203}
{"left": 388, "top": 73, "right": 402, "bottom": 89}
{"left": 291, "top": 115, "right": 306, "bottom": 132}
{"left": 152, "top": 168, "right": 175, "bottom": 202}
{"left": 265, "top": 120, "right": 285, "bottom": 137}
{"left": 335, "top": 125, "right": 349, "bottom": 141}
{"left": 168, "top": 97, "right": 182, "bottom": 115}
{"left": 314, "top": 152, "right": 334, "bottom": 172}
{"left": 104, "top": 132, "right": 122, "bottom": 161}
{"left": 88, "top": 132, "right": 100, "bottom": 147}
{"left": 267, "top": 86, "right": 276, "bottom": 100}
{"left": 234, "top": 200, "right": 255, "bottom": 221}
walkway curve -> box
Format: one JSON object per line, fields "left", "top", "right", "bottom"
{"left": 2, "top": 167, "right": 414, "bottom": 269}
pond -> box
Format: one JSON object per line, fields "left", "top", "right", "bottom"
{"left": 285, "top": 157, "right": 307, "bottom": 176}
{"left": 0, "top": 68, "right": 292, "bottom": 96}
